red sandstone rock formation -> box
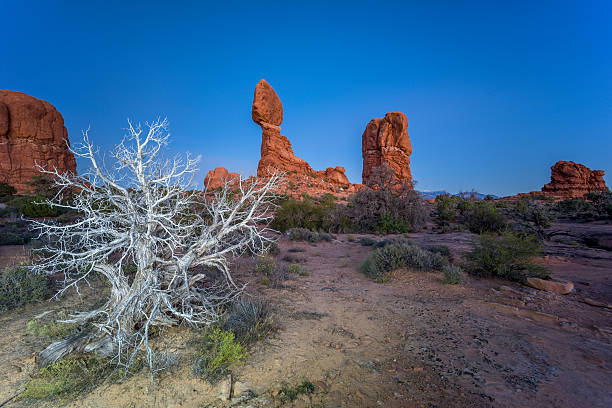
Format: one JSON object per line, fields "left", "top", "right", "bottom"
{"left": 362, "top": 112, "right": 412, "bottom": 186}
{"left": 204, "top": 167, "right": 240, "bottom": 189}
{"left": 541, "top": 161, "right": 607, "bottom": 198}
{"left": 253, "top": 80, "right": 313, "bottom": 177}
{"left": 0, "top": 90, "right": 77, "bottom": 194}
{"left": 252, "top": 80, "right": 350, "bottom": 191}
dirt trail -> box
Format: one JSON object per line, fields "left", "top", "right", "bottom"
{"left": 1, "top": 227, "right": 611, "bottom": 407}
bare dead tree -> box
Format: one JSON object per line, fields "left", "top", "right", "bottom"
{"left": 29, "top": 118, "right": 280, "bottom": 376}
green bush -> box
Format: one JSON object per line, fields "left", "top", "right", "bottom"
{"left": 442, "top": 264, "right": 464, "bottom": 284}
{"left": 422, "top": 244, "right": 453, "bottom": 262}
{"left": 255, "top": 256, "right": 277, "bottom": 276}
{"left": 434, "top": 194, "right": 462, "bottom": 225}
{"left": 0, "top": 266, "right": 51, "bottom": 312}
{"left": 464, "top": 232, "right": 550, "bottom": 282}
{"left": 20, "top": 198, "right": 61, "bottom": 218}
{"left": 271, "top": 194, "right": 338, "bottom": 232}
{"left": 0, "top": 182, "right": 16, "bottom": 202}
{"left": 360, "top": 241, "right": 447, "bottom": 280}
{"left": 460, "top": 201, "right": 507, "bottom": 234}
{"left": 287, "top": 264, "right": 309, "bottom": 276}
{"left": 194, "top": 327, "right": 245, "bottom": 382}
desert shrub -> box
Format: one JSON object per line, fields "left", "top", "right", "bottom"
{"left": 509, "top": 197, "right": 555, "bottom": 240}
{"left": 374, "top": 236, "right": 413, "bottom": 248}
{"left": 287, "top": 263, "right": 308, "bottom": 276}
{"left": 464, "top": 232, "right": 550, "bottom": 282}
{"left": 266, "top": 241, "right": 280, "bottom": 256}
{"left": 271, "top": 194, "right": 338, "bottom": 232}
{"left": 282, "top": 254, "right": 305, "bottom": 263}
{"left": 255, "top": 256, "right": 289, "bottom": 287}
{"left": 442, "top": 264, "right": 464, "bottom": 284}
{"left": 434, "top": 194, "right": 462, "bottom": 225}
{"left": 20, "top": 355, "right": 113, "bottom": 400}
{"left": 0, "top": 266, "right": 51, "bottom": 312}
{"left": 553, "top": 198, "right": 596, "bottom": 219}
{"left": 193, "top": 327, "right": 245, "bottom": 382}
{"left": 346, "top": 188, "right": 427, "bottom": 234}
{"left": 460, "top": 201, "right": 507, "bottom": 234}
{"left": 20, "top": 197, "right": 61, "bottom": 218}
{"left": 255, "top": 256, "right": 277, "bottom": 276}
{"left": 359, "top": 236, "right": 378, "bottom": 246}
{"left": 0, "top": 182, "right": 16, "bottom": 202}
{"left": 287, "top": 227, "right": 320, "bottom": 242}
{"left": 422, "top": 244, "right": 453, "bottom": 262}
{"left": 0, "top": 220, "right": 37, "bottom": 245}
{"left": 278, "top": 381, "right": 316, "bottom": 402}
{"left": 224, "top": 297, "right": 273, "bottom": 345}
{"left": 360, "top": 241, "right": 447, "bottom": 280}
{"left": 318, "top": 231, "right": 334, "bottom": 242}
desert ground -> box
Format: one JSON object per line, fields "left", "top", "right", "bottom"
{"left": 1, "top": 221, "right": 610, "bottom": 408}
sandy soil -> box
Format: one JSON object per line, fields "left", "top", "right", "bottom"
{"left": 1, "top": 223, "right": 610, "bottom": 407}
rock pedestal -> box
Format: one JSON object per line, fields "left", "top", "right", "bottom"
{"left": 362, "top": 112, "right": 412, "bottom": 185}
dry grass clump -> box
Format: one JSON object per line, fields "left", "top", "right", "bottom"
{"left": 442, "top": 264, "right": 464, "bottom": 284}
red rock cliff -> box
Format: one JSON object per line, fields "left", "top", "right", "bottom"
{"left": 541, "top": 161, "right": 607, "bottom": 198}
{"left": 0, "top": 90, "right": 77, "bottom": 193}
{"left": 362, "top": 112, "right": 412, "bottom": 186}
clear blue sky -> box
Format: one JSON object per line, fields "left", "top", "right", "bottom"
{"left": 3, "top": 0, "right": 611, "bottom": 196}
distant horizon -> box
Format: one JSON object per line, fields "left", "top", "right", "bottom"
{"left": 3, "top": 1, "right": 610, "bottom": 196}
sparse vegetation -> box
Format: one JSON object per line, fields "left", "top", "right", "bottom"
{"left": 0, "top": 266, "right": 51, "bottom": 312}
{"left": 20, "top": 355, "right": 114, "bottom": 400}
{"left": 464, "top": 232, "right": 550, "bottom": 282}
{"left": 278, "top": 380, "right": 316, "bottom": 402}
{"left": 27, "top": 313, "right": 78, "bottom": 338}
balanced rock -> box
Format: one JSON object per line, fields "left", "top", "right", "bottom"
{"left": 0, "top": 90, "right": 77, "bottom": 193}
{"left": 362, "top": 112, "right": 412, "bottom": 186}
{"left": 253, "top": 80, "right": 313, "bottom": 177}
{"left": 204, "top": 167, "right": 240, "bottom": 189}
{"left": 252, "top": 79, "right": 283, "bottom": 126}
{"left": 541, "top": 161, "right": 607, "bottom": 198}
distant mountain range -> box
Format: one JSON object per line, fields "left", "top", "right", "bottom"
{"left": 418, "top": 190, "right": 499, "bottom": 200}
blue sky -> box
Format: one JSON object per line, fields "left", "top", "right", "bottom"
{"left": 2, "top": 0, "right": 611, "bottom": 196}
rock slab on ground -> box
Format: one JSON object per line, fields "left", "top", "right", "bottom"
{"left": 525, "top": 277, "right": 574, "bottom": 295}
